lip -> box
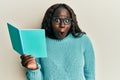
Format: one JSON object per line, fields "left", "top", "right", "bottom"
{"left": 59, "top": 32, "right": 64, "bottom": 36}
{"left": 58, "top": 32, "right": 66, "bottom": 37}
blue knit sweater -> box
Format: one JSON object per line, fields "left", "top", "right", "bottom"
{"left": 26, "top": 33, "right": 95, "bottom": 80}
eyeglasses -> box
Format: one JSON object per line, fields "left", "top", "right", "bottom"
{"left": 52, "top": 17, "right": 72, "bottom": 25}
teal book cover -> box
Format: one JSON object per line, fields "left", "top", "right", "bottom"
{"left": 7, "top": 23, "right": 47, "bottom": 58}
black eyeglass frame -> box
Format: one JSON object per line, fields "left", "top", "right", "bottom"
{"left": 52, "top": 17, "right": 72, "bottom": 25}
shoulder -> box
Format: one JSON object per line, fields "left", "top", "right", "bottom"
{"left": 81, "top": 34, "right": 91, "bottom": 41}
{"left": 71, "top": 34, "right": 92, "bottom": 44}
{"left": 77, "top": 34, "right": 91, "bottom": 42}
{"left": 80, "top": 34, "right": 93, "bottom": 48}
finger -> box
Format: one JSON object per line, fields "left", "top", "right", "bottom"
{"left": 22, "top": 55, "right": 33, "bottom": 62}
{"left": 20, "top": 54, "right": 28, "bottom": 59}
{"left": 26, "top": 61, "right": 38, "bottom": 70}
{"left": 23, "top": 57, "right": 35, "bottom": 66}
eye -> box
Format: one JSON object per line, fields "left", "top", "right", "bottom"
{"left": 64, "top": 19, "right": 69, "bottom": 23}
{"left": 54, "top": 18, "right": 60, "bottom": 23}
{"left": 64, "top": 18, "right": 71, "bottom": 24}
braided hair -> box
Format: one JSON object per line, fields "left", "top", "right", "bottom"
{"left": 41, "top": 3, "right": 85, "bottom": 38}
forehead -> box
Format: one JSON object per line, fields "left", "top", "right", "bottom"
{"left": 53, "top": 7, "right": 70, "bottom": 17}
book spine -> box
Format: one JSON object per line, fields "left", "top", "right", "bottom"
{"left": 18, "top": 30, "right": 24, "bottom": 54}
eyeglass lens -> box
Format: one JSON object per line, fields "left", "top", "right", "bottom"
{"left": 52, "top": 17, "right": 72, "bottom": 25}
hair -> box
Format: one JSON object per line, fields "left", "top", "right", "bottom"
{"left": 41, "top": 3, "right": 86, "bottom": 39}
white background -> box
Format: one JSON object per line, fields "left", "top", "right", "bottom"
{"left": 0, "top": 0, "right": 120, "bottom": 80}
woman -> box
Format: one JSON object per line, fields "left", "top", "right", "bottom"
{"left": 20, "top": 3, "right": 95, "bottom": 80}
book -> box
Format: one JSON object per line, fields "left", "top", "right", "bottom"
{"left": 7, "top": 23, "right": 47, "bottom": 58}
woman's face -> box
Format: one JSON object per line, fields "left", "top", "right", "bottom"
{"left": 51, "top": 7, "right": 72, "bottom": 39}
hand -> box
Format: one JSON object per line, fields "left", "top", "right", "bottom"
{"left": 20, "top": 54, "right": 38, "bottom": 70}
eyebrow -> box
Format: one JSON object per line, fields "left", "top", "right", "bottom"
{"left": 53, "top": 16, "right": 71, "bottom": 18}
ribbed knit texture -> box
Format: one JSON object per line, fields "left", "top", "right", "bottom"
{"left": 26, "top": 33, "right": 95, "bottom": 80}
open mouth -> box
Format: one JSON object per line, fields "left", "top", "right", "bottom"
{"left": 59, "top": 32, "right": 65, "bottom": 37}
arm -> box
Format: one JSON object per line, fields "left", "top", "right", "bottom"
{"left": 26, "top": 58, "right": 43, "bottom": 80}
{"left": 83, "top": 36, "right": 95, "bottom": 80}
{"left": 20, "top": 55, "right": 43, "bottom": 80}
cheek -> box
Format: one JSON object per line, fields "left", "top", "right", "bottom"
{"left": 51, "top": 22, "right": 58, "bottom": 28}
{"left": 66, "top": 25, "right": 71, "bottom": 31}
{"left": 51, "top": 22, "right": 59, "bottom": 31}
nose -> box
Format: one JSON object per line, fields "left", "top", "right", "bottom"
{"left": 59, "top": 21, "right": 65, "bottom": 28}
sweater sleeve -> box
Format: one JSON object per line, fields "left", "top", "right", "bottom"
{"left": 83, "top": 35, "right": 95, "bottom": 80}
{"left": 26, "top": 58, "right": 43, "bottom": 80}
